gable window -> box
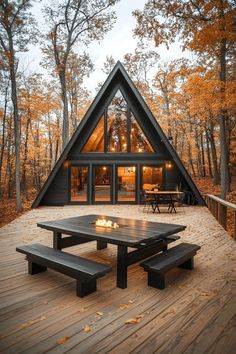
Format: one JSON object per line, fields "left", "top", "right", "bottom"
{"left": 107, "top": 90, "right": 128, "bottom": 152}
{"left": 130, "top": 112, "right": 154, "bottom": 153}
{"left": 81, "top": 89, "right": 154, "bottom": 153}
{"left": 82, "top": 115, "right": 104, "bottom": 152}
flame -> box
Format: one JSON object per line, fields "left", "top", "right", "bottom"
{"left": 95, "top": 219, "right": 119, "bottom": 229}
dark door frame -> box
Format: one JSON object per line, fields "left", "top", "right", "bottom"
{"left": 140, "top": 163, "right": 166, "bottom": 191}
{"left": 68, "top": 164, "right": 90, "bottom": 204}
{"left": 115, "top": 164, "right": 138, "bottom": 204}
{"left": 92, "top": 164, "right": 113, "bottom": 204}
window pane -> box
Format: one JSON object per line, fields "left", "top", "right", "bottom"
{"left": 142, "top": 166, "right": 162, "bottom": 191}
{"left": 130, "top": 112, "right": 154, "bottom": 153}
{"left": 94, "top": 166, "right": 112, "bottom": 202}
{"left": 71, "top": 166, "right": 88, "bottom": 202}
{"left": 107, "top": 90, "right": 128, "bottom": 152}
{"left": 117, "top": 166, "right": 136, "bottom": 202}
{"left": 82, "top": 115, "right": 104, "bottom": 152}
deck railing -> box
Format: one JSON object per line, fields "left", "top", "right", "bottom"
{"left": 203, "top": 194, "right": 236, "bottom": 240}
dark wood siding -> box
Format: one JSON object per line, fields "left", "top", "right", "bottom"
{"left": 41, "top": 166, "right": 68, "bottom": 205}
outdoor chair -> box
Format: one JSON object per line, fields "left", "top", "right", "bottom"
{"left": 140, "top": 190, "right": 157, "bottom": 213}
{"left": 182, "top": 190, "right": 196, "bottom": 205}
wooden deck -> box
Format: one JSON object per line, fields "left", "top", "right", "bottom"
{"left": 1, "top": 205, "right": 236, "bottom": 354}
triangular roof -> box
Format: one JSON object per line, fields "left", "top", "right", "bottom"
{"left": 32, "top": 61, "right": 205, "bottom": 207}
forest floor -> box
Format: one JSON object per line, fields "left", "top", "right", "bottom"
{"left": 0, "top": 177, "right": 235, "bottom": 236}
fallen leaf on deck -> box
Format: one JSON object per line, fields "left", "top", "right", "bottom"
{"left": 161, "top": 309, "right": 176, "bottom": 318}
{"left": 125, "top": 318, "right": 140, "bottom": 324}
{"left": 19, "top": 315, "right": 47, "bottom": 329}
{"left": 20, "top": 320, "right": 36, "bottom": 329}
{"left": 128, "top": 300, "right": 135, "bottom": 303}
{"left": 82, "top": 325, "right": 92, "bottom": 332}
{"left": 96, "top": 311, "right": 103, "bottom": 316}
{"left": 136, "top": 314, "right": 144, "bottom": 319}
{"left": 119, "top": 303, "right": 129, "bottom": 310}
{"left": 200, "top": 291, "right": 211, "bottom": 296}
{"left": 57, "top": 336, "right": 70, "bottom": 344}
{"left": 40, "top": 316, "right": 47, "bottom": 321}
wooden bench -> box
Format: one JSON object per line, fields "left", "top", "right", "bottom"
{"left": 16, "top": 244, "right": 112, "bottom": 297}
{"left": 140, "top": 243, "right": 200, "bottom": 289}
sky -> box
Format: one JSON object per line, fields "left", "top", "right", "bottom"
{"left": 23, "top": 0, "right": 192, "bottom": 95}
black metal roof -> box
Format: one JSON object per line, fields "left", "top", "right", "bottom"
{"left": 32, "top": 61, "right": 205, "bottom": 207}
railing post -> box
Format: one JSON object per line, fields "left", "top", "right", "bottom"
{"left": 218, "top": 204, "right": 227, "bottom": 230}
{"left": 209, "top": 198, "right": 213, "bottom": 213}
{"left": 204, "top": 194, "right": 236, "bottom": 240}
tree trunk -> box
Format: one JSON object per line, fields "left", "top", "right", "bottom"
{"left": 218, "top": 4, "right": 230, "bottom": 198}
{"left": 59, "top": 72, "right": 69, "bottom": 150}
{"left": 0, "top": 84, "right": 8, "bottom": 196}
{"left": 21, "top": 115, "right": 30, "bottom": 199}
{"left": 8, "top": 32, "right": 22, "bottom": 211}
{"left": 200, "top": 131, "right": 206, "bottom": 177}
{"left": 209, "top": 117, "right": 220, "bottom": 185}
{"left": 205, "top": 126, "right": 213, "bottom": 177}
{"left": 194, "top": 126, "right": 202, "bottom": 177}
{"left": 188, "top": 142, "right": 196, "bottom": 177}
{"left": 47, "top": 113, "right": 53, "bottom": 171}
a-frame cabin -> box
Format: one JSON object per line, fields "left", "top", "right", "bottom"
{"left": 32, "top": 61, "right": 205, "bottom": 207}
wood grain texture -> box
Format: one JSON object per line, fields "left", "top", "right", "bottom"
{"left": 0, "top": 205, "right": 236, "bottom": 354}
{"left": 37, "top": 214, "right": 186, "bottom": 246}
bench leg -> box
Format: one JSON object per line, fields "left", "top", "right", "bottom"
{"left": 148, "top": 271, "right": 165, "bottom": 290}
{"left": 179, "top": 257, "right": 194, "bottom": 270}
{"left": 28, "top": 261, "right": 47, "bottom": 275}
{"left": 76, "top": 279, "right": 97, "bottom": 297}
{"left": 97, "top": 241, "right": 107, "bottom": 250}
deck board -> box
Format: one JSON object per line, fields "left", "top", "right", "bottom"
{"left": 0, "top": 205, "right": 236, "bottom": 353}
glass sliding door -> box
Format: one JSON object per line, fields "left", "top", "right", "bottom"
{"left": 93, "top": 165, "right": 112, "bottom": 203}
{"left": 117, "top": 166, "right": 136, "bottom": 202}
{"left": 70, "top": 166, "right": 88, "bottom": 202}
{"left": 142, "top": 166, "right": 163, "bottom": 191}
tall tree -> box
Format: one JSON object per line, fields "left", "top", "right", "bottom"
{"left": 133, "top": 0, "right": 235, "bottom": 199}
{"left": 0, "top": 0, "right": 37, "bottom": 211}
{"left": 43, "top": 0, "right": 119, "bottom": 150}
{"left": 66, "top": 51, "right": 93, "bottom": 131}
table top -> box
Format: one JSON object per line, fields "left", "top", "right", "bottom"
{"left": 146, "top": 191, "right": 184, "bottom": 195}
{"left": 37, "top": 214, "right": 186, "bottom": 247}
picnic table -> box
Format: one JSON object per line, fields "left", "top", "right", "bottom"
{"left": 145, "top": 191, "right": 184, "bottom": 213}
{"left": 38, "top": 214, "right": 186, "bottom": 289}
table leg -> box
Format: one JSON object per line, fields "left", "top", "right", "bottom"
{"left": 53, "top": 231, "right": 62, "bottom": 250}
{"left": 168, "top": 195, "right": 176, "bottom": 213}
{"left": 152, "top": 195, "right": 160, "bottom": 213}
{"left": 97, "top": 240, "right": 107, "bottom": 250}
{"left": 117, "top": 245, "right": 128, "bottom": 289}
{"left": 162, "top": 238, "right": 168, "bottom": 252}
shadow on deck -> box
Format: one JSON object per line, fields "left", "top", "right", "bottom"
{"left": 0, "top": 205, "right": 236, "bottom": 353}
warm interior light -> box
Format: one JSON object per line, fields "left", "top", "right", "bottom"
{"left": 111, "top": 147, "right": 115, "bottom": 151}
{"left": 103, "top": 166, "right": 107, "bottom": 170}
{"left": 143, "top": 166, "right": 146, "bottom": 171}
{"left": 95, "top": 219, "right": 119, "bottom": 229}
{"left": 166, "top": 161, "right": 172, "bottom": 168}
{"left": 138, "top": 148, "right": 142, "bottom": 152}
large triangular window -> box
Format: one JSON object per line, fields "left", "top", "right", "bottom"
{"left": 107, "top": 90, "right": 128, "bottom": 152}
{"left": 130, "top": 112, "right": 154, "bottom": 153}
{"left": 82, "top": 115, "right": 104, "bottom": 152}
{"left": 81, "top": 89, "right": 154, "bottom": 153}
